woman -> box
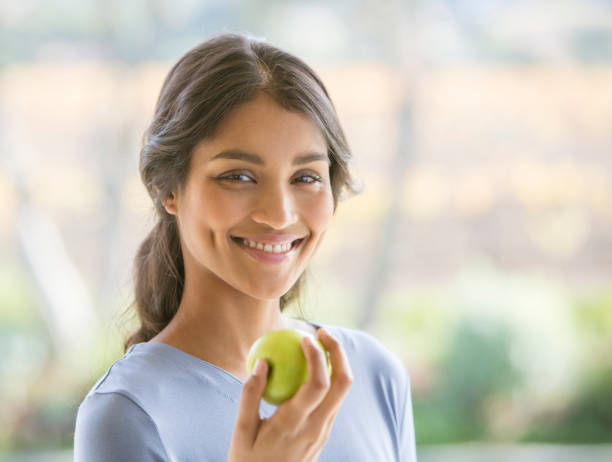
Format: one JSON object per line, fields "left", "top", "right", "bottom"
{"left": 74, "top": 33, "right": 417, "bottom": 461}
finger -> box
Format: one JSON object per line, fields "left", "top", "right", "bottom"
{"left": 306, "top": 328, "right": 353, "bottom": 426}
{"left": 299, "top": 334, "right": 331, "bottom": 401}
{"left": 233, "top": 358, "right": 268, "bottom": 447}
{"left": 317, "top": 328, "right": 353, "bottom": 390}
{"left": 275, "top": 334, "right": 330, "bottom": 424}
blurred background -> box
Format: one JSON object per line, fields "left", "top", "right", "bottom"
{"left": 1, "top": 0, "right": 612, "bottom": 461}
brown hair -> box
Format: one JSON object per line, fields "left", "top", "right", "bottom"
{"left": 123, "top": 33, "right": 359, "bottom": 351}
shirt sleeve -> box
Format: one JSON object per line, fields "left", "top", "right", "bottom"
{"left": 398, "top": 370, "right": 418, "bottom": 462}
{"left": 74, "top": 391, "right": 169, "bottom": 462}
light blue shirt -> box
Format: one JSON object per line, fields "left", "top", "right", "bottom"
{"left": 74, "top": 322, "right": 417, "bottom": 461}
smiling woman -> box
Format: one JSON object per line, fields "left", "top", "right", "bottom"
{"left": 73, "top": 32, "right": 417, "bottom": 462}
{"left": 159, "top": 92, "right": 335, "bottom": 305}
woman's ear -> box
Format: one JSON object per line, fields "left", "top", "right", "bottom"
{"left": 162, "top": 191, "right": 178, "bottom": 216}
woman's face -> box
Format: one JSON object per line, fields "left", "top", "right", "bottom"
{"left": 164, "top": 92, "right": 334, "bottom": 300}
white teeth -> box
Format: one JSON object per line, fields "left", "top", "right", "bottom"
{"left": 241, "top": 238, "right": 295, "bottom": 253}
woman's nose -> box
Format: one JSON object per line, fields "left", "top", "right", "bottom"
{"left": 250, "top": 184, "right": 298, "bottom": 229}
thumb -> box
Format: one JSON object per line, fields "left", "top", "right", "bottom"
{"left": 234, "top": 358, "right": 268, "bottom": 447}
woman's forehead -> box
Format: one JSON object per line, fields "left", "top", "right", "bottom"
{"left": 193, "top": 94, "right": 328, "bottom": 165}
{"left": 217, "top": 94, "right": 323, "bottom": 139}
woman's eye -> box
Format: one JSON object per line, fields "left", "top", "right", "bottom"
{"left": 219, "top": 173, "right": 254, "bottom": 182}
{"left": 216, "top": 172, "right": 321, "bottom": 184}
{"left": 293, "top": 174, "right": 322, "bottom": 184}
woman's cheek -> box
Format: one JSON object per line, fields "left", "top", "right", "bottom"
{"left": 201, "top": 187, "right": 248, "bottom": 221}
{"left": 320, "top": 185, "right": 335, "bottom": 222}
{"left": 307, "top": 187, "right": 335, "bottom": 231}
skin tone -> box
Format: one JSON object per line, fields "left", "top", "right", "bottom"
{"left": 153, "top": 92, "right": 354, "bottom": 460}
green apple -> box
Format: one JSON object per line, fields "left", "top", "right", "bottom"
{"left": 246, "top": 328, "right": 332, "bottom": 405}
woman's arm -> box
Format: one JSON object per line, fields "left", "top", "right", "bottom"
{"left": 74, "top": 391, "right": 169, "bottom": 462}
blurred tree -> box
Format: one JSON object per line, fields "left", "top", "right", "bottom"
{"left": 413, "top": 319, "right": 522, "bottom": 444}
{"left": 521, "top": 293, "right": 612, "bottom": 443}
{"left": 356, "top": 0, "right": 418, "bottom": 331}
{"left": 522, "top": 364, "right": 612, "bottom": 443}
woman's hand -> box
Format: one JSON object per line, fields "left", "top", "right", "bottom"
{"left": 228, "top": 328, "right": 353, "bottom": 462}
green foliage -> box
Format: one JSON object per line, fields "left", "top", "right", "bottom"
{"left": 572, "top": 292, "right": 612, "bottom": 338}
{"left": 516, "top": 290, "right": 612, "bottom": 442}
{"left": 414, "top": 319, "right": 522, "bottom": 444}
{"left": 522, "top": 365, "right": 612, "bottom": 443}
{"left": 0, "top": 265, "right": 40, "bottom": 329}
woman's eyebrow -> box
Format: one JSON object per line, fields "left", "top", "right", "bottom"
{"left": 210, "top": 149, "right": 330, "bottom": 166}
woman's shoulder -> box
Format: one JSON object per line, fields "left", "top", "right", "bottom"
{"left": 75, "top": 375, "right": 170, "bottom": 461}
{"left": 79, "top": 341, "right": 195, "bottom": 418}
{"left": 74, "top": 344, "right": 177, "bottom": 461}
{"left": 313, "top": 322, "right": 409, "bottom": 383}
{"left": 85, "top": 343, "right": 166, "bottom": 397}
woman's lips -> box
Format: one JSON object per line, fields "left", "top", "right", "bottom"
{"left": 231, "top": 237, "right": 304, "bottom": 264}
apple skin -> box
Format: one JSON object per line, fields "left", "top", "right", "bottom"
{"left": 246, "top": 328, "right": 332, "bottom": 405}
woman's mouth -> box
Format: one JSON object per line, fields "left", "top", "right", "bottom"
{"left": 230, "top": 236, "right": 305, "bottom": 264}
